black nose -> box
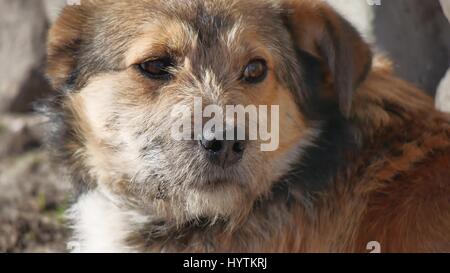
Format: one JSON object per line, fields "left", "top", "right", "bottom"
{"left": 200, "top": 137, "right": 246, "bottom": 168}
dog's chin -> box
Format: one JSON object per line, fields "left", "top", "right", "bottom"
{"left": 180, "top": 181, "right": 253, "bottom": 221}
{"left": 174, "top": 159, "right": 269, "bottom": 221}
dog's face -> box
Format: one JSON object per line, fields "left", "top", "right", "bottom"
{"left": 47, "top": 0, "right": 371, "bottom": 223}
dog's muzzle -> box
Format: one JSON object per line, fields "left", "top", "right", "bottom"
{"left": 199, "top": 128, "right": 246, "bottom": 168}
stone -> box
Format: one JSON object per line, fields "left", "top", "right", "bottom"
{"left": 436, "top": 0, "right": 450, "bottom": 113}
{"left": 44, "top": 0, "right": 67, "bottom": 23}
{"left": 440, "top": 0, "right": 450, "bottom": 19}
{"left": 0, "top": 0, "right": 52, "bottom": 113}
{"left": 373, "top": 0, "right": 450, "bottom": 96}
{"left": 436, "top": 69, "right": 450, "bottom": 112}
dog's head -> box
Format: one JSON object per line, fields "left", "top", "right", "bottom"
{"left": 47, "top": 0, "right": 371, "bottom": 223}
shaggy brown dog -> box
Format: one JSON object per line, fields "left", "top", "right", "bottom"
{"left": 44, "top": 0, "right": 450, "bottom": 252}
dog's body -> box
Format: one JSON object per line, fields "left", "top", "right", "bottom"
{"left": 45, "top": 0, "right": 450, "bottom": 252}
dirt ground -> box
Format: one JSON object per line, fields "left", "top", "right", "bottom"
{"left": 0, "top": 114, "right": 70, "bottom": 252}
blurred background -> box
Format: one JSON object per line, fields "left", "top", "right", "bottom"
{"left": 0, "top": 0, "right": 449, "bottom": 252}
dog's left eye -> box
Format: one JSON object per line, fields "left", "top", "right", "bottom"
{"left": 138, "top": 57, "right": 174, "bottom": 80}
{"left": 242, "top": 59, "right": 268, "bottom": 84}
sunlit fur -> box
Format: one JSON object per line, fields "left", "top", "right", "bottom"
{"left": 45, "top": 0, "right": 450, "bottom": 252}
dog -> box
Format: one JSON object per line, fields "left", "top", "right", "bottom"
{"left": 44, "top": 0, "right": 450, "bottom": 252}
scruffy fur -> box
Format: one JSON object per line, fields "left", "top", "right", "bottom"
{"left": 45, "top": 0, "right": 450, "bottom": 252}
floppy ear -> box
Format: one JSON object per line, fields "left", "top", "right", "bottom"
{"left": 47, "top": 5, "right": 87, "bottom": 90}
{"left": 282, "top": 0, "right": 372, "bottom": 117}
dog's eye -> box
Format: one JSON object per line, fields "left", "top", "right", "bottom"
{"left": 242, "top": 59, "right": 268, "bottom": 84}
{"left": 138, "top": 57, "right": 173, "bottom": 80}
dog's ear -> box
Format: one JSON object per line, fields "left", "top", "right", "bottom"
{"left": 282, "top": 0, "right": 372, "bottom": 117}
{"left": 47, "top": 5, "right": 87, "bottom": 90}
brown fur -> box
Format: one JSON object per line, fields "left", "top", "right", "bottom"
{"left": 45, "top": 0, "right": 450, "bottom": 252}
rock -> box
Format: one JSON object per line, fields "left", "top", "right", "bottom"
{"left": 44, "top": 0, "right": 67, "bottom": 23}
{"left": 0, "top": 114, "right": 47, "bottom": 157}
{"left": 373, "top": 0, "right": 450, "bottom": 96}
{"left": 327, "top": 0, "right": 450, "bottom": 96}
{"left": 436, "top": 0, "right": 450, "bottom": 113}
{"left": 436, "top": 69, "right": 450, "bottom": 113}
{"left": 0, "top": 0, "right": 66, "bottom": 113}
{"left": 0, "top": 0, "right": 52, "bottom": 113}
{"left": 440, "top": 0, "right": 450, "bottom": 19}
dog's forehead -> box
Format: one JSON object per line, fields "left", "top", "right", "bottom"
{"left": 73, "top": 0, "right": 290, "bottom": 87}
{"left": 128, "top": 0, "right": 282, "bottom": 42}
{"left": 110, "top": 1, "right": 276, "bottom": 40}
{"left": 95, "top": 0, "right": 281, "bottom": 31}
{"left": 139, "top": 0, "right": 280, "bottom": 24}
{"left": 113, "top": 0, "right": 288, "bottom": 73}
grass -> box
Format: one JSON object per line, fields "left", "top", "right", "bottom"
{"left": 39, "top": 191, "right": 70, "bottom": 224}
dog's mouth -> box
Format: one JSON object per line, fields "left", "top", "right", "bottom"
{"left": 190, "top": 171, "right": 243, "bottom": 191}
{"left": 197, "top": 178, "right": 234, "bottom": 189}
{"left": 184, "top": 159, "right": 251, "bottom": 191}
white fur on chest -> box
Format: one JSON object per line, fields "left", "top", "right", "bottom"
{"left": 67, "top": 189, "right": 147, "bottom": 253}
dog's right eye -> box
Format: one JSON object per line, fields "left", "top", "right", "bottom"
{"left": 137, "top": 58, "right": 173, "bottom": 80}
